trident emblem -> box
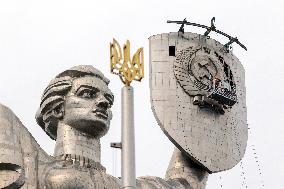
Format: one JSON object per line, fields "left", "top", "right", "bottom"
{"left": 110, "top": 38, "right": 144, "bottom": 86}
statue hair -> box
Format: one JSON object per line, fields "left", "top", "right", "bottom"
{"left": 35, "top": 65, "right": 110, "bottom": 140}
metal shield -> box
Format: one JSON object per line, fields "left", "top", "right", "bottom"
{"left": 149, "top": 32, "right": 247, "bottom": 173}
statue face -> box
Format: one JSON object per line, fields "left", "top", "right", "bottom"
{"left": 61, "top": 76, "right": 114, "bottom": 137}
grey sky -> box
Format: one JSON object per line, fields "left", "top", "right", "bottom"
{"left": 0, "top": 0, "right": 283, "bottom": 188}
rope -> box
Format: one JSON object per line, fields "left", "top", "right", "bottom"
{"left": 248, "top": 126, "right": 265, "bottom": 188}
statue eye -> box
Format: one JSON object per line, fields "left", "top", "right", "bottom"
{"left": 82, "top": 91, "right": 92, "bottom": 98}
{"left": 76, "top": 86, "right": 102, "bottom": 100}
{"left": 77, "top": 89, "right": 97, "bottom": 99}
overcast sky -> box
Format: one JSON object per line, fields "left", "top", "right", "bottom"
{"left": 0, "top": 0, "right": 283, "bottom": 188}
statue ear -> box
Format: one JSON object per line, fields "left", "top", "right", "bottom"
{"left": 52, "top": 104, "right": 64, "bottom": 120}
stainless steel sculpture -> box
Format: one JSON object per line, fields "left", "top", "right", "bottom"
{"left": 0, "top": 65, "right": 209, "bottom": 189}
{"left": 0, "top": 20, "right": 248, "bottom": 189}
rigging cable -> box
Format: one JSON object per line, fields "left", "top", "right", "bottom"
{"left": 240, "top": 161, "right": 248, "bottom": 188}
{"left": 248, "top": 126, "right": 265, "bottom": 188}
{"left": 219, "top": 175, "right": 223, "bottom": 188}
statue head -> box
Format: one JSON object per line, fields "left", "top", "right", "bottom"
{"left": 36, "top": 65, "right": 114, "bottom": 140}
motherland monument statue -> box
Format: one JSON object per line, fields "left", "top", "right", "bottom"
{"left": 0, "top": 18, "right": 247, "bottom": 189}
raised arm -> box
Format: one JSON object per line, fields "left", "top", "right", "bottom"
{"left": 136, "top": 148, "right": 208, "bottom": 189}
{"left": 165, "top": 148, "right": 208, "bottom": 189}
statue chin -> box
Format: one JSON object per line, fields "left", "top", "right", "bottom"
{"left": 68, "top": 119, "right": 110, "bottom": 138}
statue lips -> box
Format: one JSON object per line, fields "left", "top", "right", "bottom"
{"left": 92, "top": 108, "right": 108, "bottom": 120}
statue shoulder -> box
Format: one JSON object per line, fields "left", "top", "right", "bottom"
{"left": 0, "top": 103, "right": 52, "bottom": 188}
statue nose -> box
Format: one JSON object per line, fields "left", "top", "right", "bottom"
{"left": 96, "top": 95, "right": 109, "bottom": 109}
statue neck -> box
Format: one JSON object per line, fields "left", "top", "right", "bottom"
{"left": 54, "top": 122, "right": 101, "bottom": 163}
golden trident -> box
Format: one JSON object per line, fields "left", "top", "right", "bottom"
{"left": 110, "top": 39, "right": 144, "bottom": 86}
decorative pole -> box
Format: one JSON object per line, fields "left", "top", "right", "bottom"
{"left": 110, "top": 39, "right": 144, "bottom": 189}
